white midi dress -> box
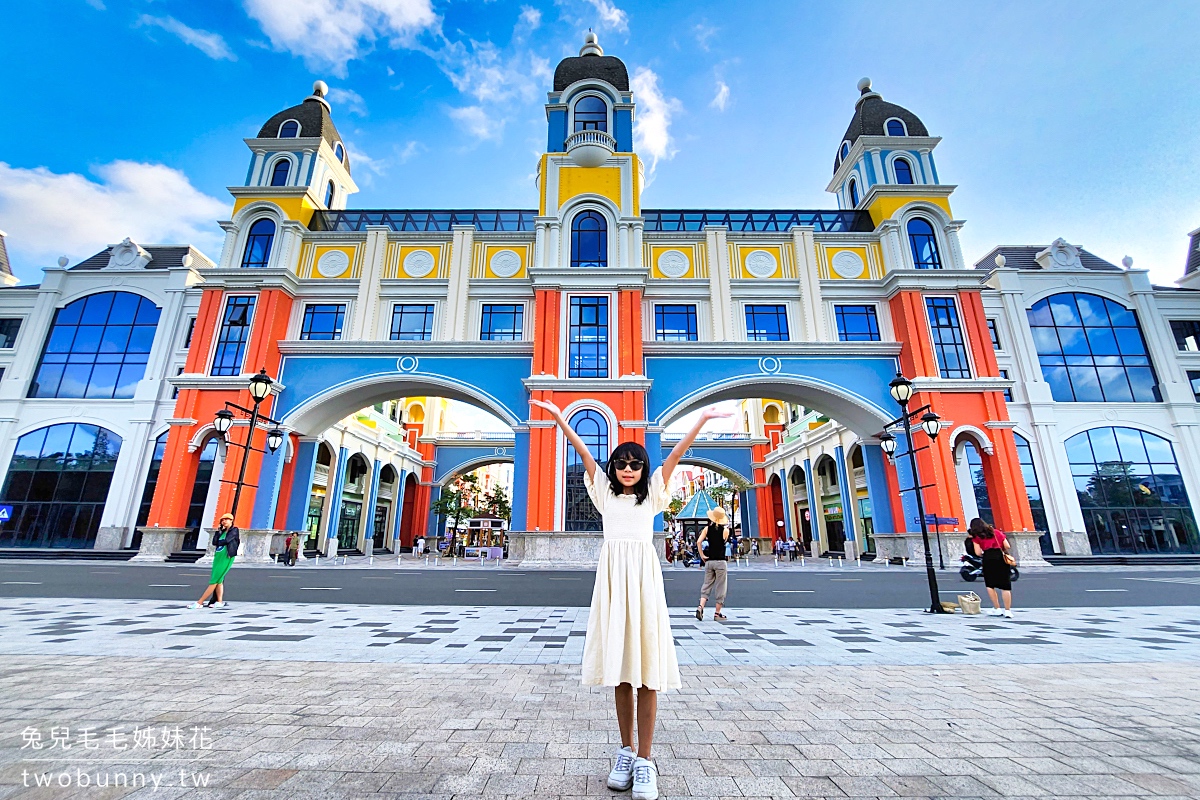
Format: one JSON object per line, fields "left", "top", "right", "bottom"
{"left": 581, "top": 466, "right": 681, "bottom": 691}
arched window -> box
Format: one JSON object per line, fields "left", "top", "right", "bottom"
{"left": 1065, "top": 427, "right": 1199, "bottom": 554}
{"left": 848, "top": 179, "right": 859, "bottom": 206}
{"left": 573, "top": 96, "right": 608, "bottom": 132}
{"left": 269, "top": 159, "right": 290, "bottom": 186}
{"left": 961, "top": 440, "right": 993, "bottom": 525}
{"left": 1013, "top": 433, "right": 1051, "bottom": 553}
{"left": 29, "top": 292, "right": 161, "bottom": 399}
{"left": 334, "top": 142, "right": 344, "bottom": 161}
{"left": 840, "top": 141, "right": 850, "bottom": 161}
{"left": 325, "top": 181, "right": 335, "bottom": 208}
{"left": 1026, "top": 292, "right": 1160, "bottom": 402}
{"left": 906, "top": 217, "right": 942, "bottom": 269}
{"left": 136, "top": 431, "right": 169, "bottom": 528}
{"left": 571, "top": 210, "right": 608, "bottom": 268}
{"left": 564, "top": 409, "right": 609, "bottom": 531}
{"left": 181, "top": 437, "right": 219, "bottom": 550}
{"left": 886, "top": 118, "right": 907, "bottom": 136}
{"left": 893, "top": 158, "right": 914, "bottom": 184}
{"left": 240, "top": 218, "right": 275, "bottom": 269}
{"left": 278, "top": 120, "right": 300, "bottom": 137}
{"left": 0, "top": 423, "right": 123, "bottom": 548}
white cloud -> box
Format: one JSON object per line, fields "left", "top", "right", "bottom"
{"left": 711, "top": 80, "right": 730, "bottom": 112}
{"left": 630, "top": 67, "right": 681, "bottom": 179}
{"left": 694, "top": 22, "right": 717, "bottom": 50}
{"left": 137, "top": 15, "right": 237, "bottom": 61}
{"left": 327, "top": 87, "right": 368, "bottom": 116}
{"left": 0, "top": 161, "right": 226, "bottom": 279}
{"left": 583, "top": 0, "right": 629, "bottom": 34}
{"left": 84, "top": 0, "right": 105, "bottom": 9}
{"left": 396, "top": 141, "right": 424, "bottom": 163}
{"left": 447, "top": 105, "right": 501, "bottom": 141}
{"left": 518, "top": 5, "right": 541, "bottom": 31}
{"left": 242, "top": 0, "right": 439, "bottom": 76}
{"left": 345, "top": 144, "right": 386, "bottom": 177}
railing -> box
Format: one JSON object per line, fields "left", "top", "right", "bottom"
{"left": 565, "top": 129, "right": 616, "bottom": 151}
{"left": 661, "top": 432, "right": 752, "bottom": 442}
{"left": 310, "top": 210, "right": 538, "bottom": 233}
{"left": 642, "top": 209, "right": 873, "bottom": 233}
{"left": 435, "top": 431, "right": 514, "bottom": 441}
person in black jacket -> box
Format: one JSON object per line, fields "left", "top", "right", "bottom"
{"left": 695, "top": 508, "right": 731, "bottom": 621}
{"left": 188, "top": 513, "right": 240, "bottom": 609}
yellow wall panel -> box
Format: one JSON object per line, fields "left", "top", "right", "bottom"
{"left": 732, "top": 245, "right": 784, "bottom": 279}
{"left": 866, "top": 195, "right": 953, "bottom": 227}
{"left": 481, "top": 244, "right": 529, "bottom": 278}
{"left": 232, "top": 196, "right": 317, "bottom": 226}
{"left": 557, "top": 166, "right": 622, "bottom": 210}
{"left": 305, "top": 245, "right": 359, "bottom": 279}
{"left": 648, "top": 245, "right": 696, "bottom": 279}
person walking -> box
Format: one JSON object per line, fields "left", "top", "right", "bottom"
{"left": 188, "top": 513, "right": 239, "bottom": 609}
{"left": 530, "top": 398, "right": 729, "bottom": 800}
{"left": 969, "top": 518, "right": 1015, "bottom": 618}
{"left": 695, "top": 507, "right": 731, "bottom": 621}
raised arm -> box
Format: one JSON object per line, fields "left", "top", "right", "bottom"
{"left": 662, "top": 407, "right": 733, "bottom": 483}
{"left": 530, "top": 398, "right": 599, "bottom": 479}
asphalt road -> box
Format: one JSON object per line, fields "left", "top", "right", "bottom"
{"left": 0, "top": 562, "right": 1196, "bottom": 608}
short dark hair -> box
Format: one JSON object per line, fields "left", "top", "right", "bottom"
{"left": 605, "top": 441, "right": 651, "bottom": 505}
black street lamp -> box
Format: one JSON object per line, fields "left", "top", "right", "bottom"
{"left": 883, "top": 372, "right": 947, "bottom": 614}
{"left": 214, "top": 368, "right": 284, "bottom": 521}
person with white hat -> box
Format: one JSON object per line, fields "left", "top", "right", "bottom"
{"left": 695, "top": 506, "right": 731, "bottom": 621}
{"left": 188, "top": 512, "right": 239, "bottom": 609}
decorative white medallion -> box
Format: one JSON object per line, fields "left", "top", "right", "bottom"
{"left": 316, "top": 250, "right": 350, "bottom": 278}
{"left": 489, "top": 249, "right": 521, "bottom": 278}
{"left": 105, "top": 237, "right": 153, "bottom": 270}
{"left": 397, "top": 356, "right": 419, "bottom": 373}
{"left": 745, "top": 249, "right": 778, "bottom": 278}
{"left": 657, "top": 249, "right": 689, "bottom": 278}
{"left": 403, "top": 250, "right": 435, "bottom": 278}
{"left": 831, "top": 250, "right": 865, "bottom": 279}
{"left": 759, "top": 356, "right": 782, "bottom": 374}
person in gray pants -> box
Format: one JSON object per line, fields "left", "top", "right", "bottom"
{"left": 695, "top": 507, "right": 731, "bottom": 621}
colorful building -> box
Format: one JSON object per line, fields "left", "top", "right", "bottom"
{"left": 1, "top": 34, "right": 1198, "bottom": 559}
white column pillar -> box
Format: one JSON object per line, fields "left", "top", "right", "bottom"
{"left": 705, "top": 226, "right": 732, "bottom": 340}
{"left": 791, "top": 226, "right": 827, "bottom": 341}
{"left": 879, "top": 220, "right": 906, "bottom": 273}
{"left": 945, "top": 221, "right": 967, "bottom": 271}
{"left": 350, "top": 227, "right": 389, "bottom": 340}
{"left": 441, "top": 225, "right": 475, "bottom": 341}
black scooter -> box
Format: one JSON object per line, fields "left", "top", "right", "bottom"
{"left": 959, "top": 551, "right": 1019, "bottom": 583}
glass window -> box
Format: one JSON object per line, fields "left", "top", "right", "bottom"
{"left": 925, "top": 297, "right": 971, "bottom": 379}
{"left": 325, "top": 181, "right": 335, "bottom": 207}
{"left": 987, "top": 318, "right": 1001, "bottom": 349}
{"left": 573, "top": 96, "right": 608, "bottom": 132}
{"left": 390, "top": 305, "right": 435, "bottom": 341}
{"left": 269, "top": 159, "right": 290, "bottom": 186}
{"left": 210, "top": 296, "right": 256, "bottom": 376}
{"left": 745, "top": 305, "right": 789, "bottom": 342}
{"left": 1170, "top": 319, "right": 1200, "bottom": 352}
{"left": 0, "top": 423, "right": 123, "bottom": 549}
{"left": 886, "top": 119, "right": 906, "bottom": 136}
{"left": 335, "top": 142, "right": 345, "bottom": 161}
{"left": 962, "top": 441, "right": 993, "bottom": 526}
{"left": 1027, "top": 292, "right": 1161, "bottom": 402}
{"left": 568, "top": 297, "right": 608, "bottom": 377}
{"left": 907, "top": 218, "right": 942, "bottom": 269}
{"left": 848, "top": 179, "right": 858, "bottom": 206}
{"left": 135, "top": 432, "right": 169, "bottom": 528}
{"left": 571, "top": 211, "right": 607, "bottom": 268}
{"left": 999, "top": 369, "right": 1013, "bottom": 402}
{"left": 835, "top": 305, "right": 880, "bottom": 342}
{"left": 1066, "top": 427, "right": 1199, "bottom": 554}
{"left": 564, "top": 409, "right": 608, "bottom": 531}
{"left": 1189, "top": 371, "right": 1200, "bottom": 402}
{"left": 300, "top": 304, "right": 346, "bottom": 340}
{"left": 278, "top": 120, "right": 299, "bottom": 137}
{"left": 29, "top": 292, "right": 161, "bottom": 399}
{"left": 184, "top": 318, "right": 196, "bottom": 349}
{"left": 840, "top": 142, "right": 850, "bottom": 161}
{"left": 894, "top": 158, "right": 914, "bottom": 184}
{"left": 184, "top": 438, "right": 219, "bottom": 547}
{"left": 654, "top": 305, "right": 698, "bottom": 341}
{"left": 480, "top": 304, "right": 524, "bottom": 341}
{"left": 1013, "top": 433, "right": 1052, "bottom": 553}
{"left": 240, "top": 218, "right": 275, "bottom": 269}
{"left": 0, "top": 318, "right": 21, "bottom": 348}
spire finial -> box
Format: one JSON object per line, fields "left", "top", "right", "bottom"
{"left": 857, "top": 77, "right": 872, "bottom": 94}
{"left": 312, "top": 80, "right": 328, "bottom": 98}
{"left": 580, "top": 30, "right": 603, "bottom": 56}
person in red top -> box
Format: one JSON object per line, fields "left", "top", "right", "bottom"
{"left": 969, "top": 518, "right": 1015, "bottom": 618}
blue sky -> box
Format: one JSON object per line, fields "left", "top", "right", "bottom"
{"left": 2, "top": 0, "right": 1199, "bottom": 289}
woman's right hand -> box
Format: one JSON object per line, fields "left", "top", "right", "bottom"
{"left": 530, "top": 399, "right": 562, "bottom": 417}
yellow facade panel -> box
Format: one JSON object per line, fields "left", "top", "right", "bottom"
{"left": 866, "top": 195, "right": 953, "bottom": 227}
{"left": 480, "top": 244, "right": 529, "bottom": 279}
{"left": 732, "top": 244, "right": 784, "bottom": 279}
{"left": 556, "top": 166, "right": 622, "bottom": 211}
{"left": 231, "top": 196, "right": 317, "bottom": 226}
{"left": 304, "top": 245, "right": 359, "bottom": 279}
{"left": 648, "top": 245, "right": 697, "bottom": 279}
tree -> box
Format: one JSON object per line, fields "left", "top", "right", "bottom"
{"left": 708, "top": 485, "right": 733, "bottom": 516}
{"left": 664, "top": 497, "right": 685, "bottom": 525}
{"left": 486, "top": 484, "right": 511, "bottom": 522}
{"left": 429, "top": 489, "right": 462, "bottom": 551}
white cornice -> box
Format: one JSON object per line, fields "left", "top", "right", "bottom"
{"left": 827, "top": 135, "right": 943, "bottom": 190}
{"left": 642, "top": 341, "right": 903, "bottom": 357}
{"left": 276, "top": 340, "right": 534, "bottom": 356}
{"left": 911, "top": 377, "right": 1013, "bottom": 392}
{"left": 522, "top": 376, "right": 653, "bottom": 391}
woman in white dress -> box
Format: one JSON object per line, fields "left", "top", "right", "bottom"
{"left": 531, "top": 399, "right": 729, "bottom": 800}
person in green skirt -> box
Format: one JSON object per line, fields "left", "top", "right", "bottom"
{"left": 188, "top": 512, "right": 240, "bottom": 609}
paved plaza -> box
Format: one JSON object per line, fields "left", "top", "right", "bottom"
{"left": 0, "top": 597, "right": 1199, "bottom": 798}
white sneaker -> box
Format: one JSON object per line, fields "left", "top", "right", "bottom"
{"left": 606, "top": 746, "right": 635, "bottom": 791}
{"left": 186, "top": 602, "right": 203, "bottom": 610}
{"left": 631, "top": 757, "right": 658, "bottom": 800}
{"left": 213, "top": 601, "right": 228, "bottom": 608}
{"left": 1003, "top": 609, "right": 1014, "bottom": 619}
{"left": 988, "top": 608, "right": 1003, "bottom": 617}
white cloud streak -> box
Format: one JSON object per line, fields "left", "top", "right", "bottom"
{"left": 630, "top": 67, "right": 681, "bottom": 179}
{"left": 327, "top": 87, "right": 368, "bottom": 116}
{"left": 583, "top": 0, "right": 629, "bottom": 34}
{"left": 137, "top": 15, "right": 237, "bottom": 61}
{"left": 711, "top": 80, "right": 730, "bottom": 112}
{"left": 518, "top": 6, "right": 541, "bottom": 32}
{"left": 242, "top": 0, "right": 439, "bottom": 76}
{"left": 0, "top": 161, "right": 227, "bottom": 280}
{"left": 447, "top": 105, "right": 501, "bottom": 140}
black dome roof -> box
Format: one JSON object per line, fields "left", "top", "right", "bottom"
{"left": 258, "top": 84, "right": 350, "bottom": 172}
{"left": 553, "top": 33, "right": 629, "bottom": 92}
{"left": 835, "top": 80, "right": 928, "bottom": 170}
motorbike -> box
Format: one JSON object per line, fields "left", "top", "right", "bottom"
{"left": 959, "top": 551, "right": 1019, "bottom": 583}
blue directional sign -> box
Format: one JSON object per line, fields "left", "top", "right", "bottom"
{"left": 0, "top": 505, "right": 12, "bottom": 521}
{"left": 915, "top": 514, "right": 959, "bottom": 526}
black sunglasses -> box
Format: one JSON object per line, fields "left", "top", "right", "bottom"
{"left": 612, "top": 459, "right": 644, "bottom": 471}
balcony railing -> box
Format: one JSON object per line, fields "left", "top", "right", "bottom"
{"left": 565, "top": 129, "right": 616, "bottom": 151}
{"left": 642, "top": 209, "right": 873, "bottom": 233}
{"left": 436, "top": 431, "right": 514, "bottom": 441}
{"left": 310, "top": 210, "right": 538, "bottom": 233}
{"left": 661, "top": 432, "right": 752, "bottom": 442}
